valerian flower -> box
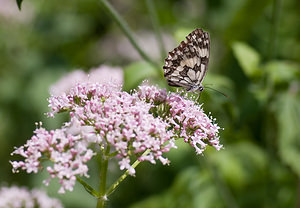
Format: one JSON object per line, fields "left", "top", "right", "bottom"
{"left": 137, "top": 85, "right": 222, "bottom": 154}
{"left": 11, "top": 81, "right": 222, "bottom": 193}
{"left": 0, "top": 186, "right": 63, "bottom": 208}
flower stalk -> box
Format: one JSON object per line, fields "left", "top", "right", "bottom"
{"left": 99, "top": 0, "right": 161, "bottom": 71}
{"left": 145, "top": 0, "right": 166, "bottom": 60}
{"left": 267, "top": 0, "right": 281, "bottom": 60}
{"left": 97, "top": 145, "right": 110, "bottom": 208}
{"left": 106, "top": 149, "right": 151, "bottom": 197}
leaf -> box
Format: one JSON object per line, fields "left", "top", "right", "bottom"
{"left": 174, "top": 28, "right": 195, "bottom": 43}
{"left": 274, "top": 92, "right": 300, "bottom": 177}
{"left": 130, "top": 167, "right": 223, "bottom": 208}
{"left": 204, "top": 73, "right": 233, "bottom": 90}
{"left": 208, "top": 142, "right": 267, "bottom": 188}
{"left": 264, "top": 61, "right": 299, "bottom": 84}
{"left": 232, "top": 41, "right": 261, "bottom": 78}
{"left": 204, "top": 73, "right": 234, "bottom": 97}
{"left": 123, "top": 61, "right": 159, "bottom": 91}
{"left": 16, "top": 0, "right": 23, "bottom": 10}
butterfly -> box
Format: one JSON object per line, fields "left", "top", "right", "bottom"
{"left": 163, "top": 28, "right": 210, "bottom": 93}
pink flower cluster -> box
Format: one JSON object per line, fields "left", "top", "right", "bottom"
{"left": 0, "top": 186, "right": 63, "bottom": 208}
{"left": 137, "top": 85, "right": 222, "bottom": 154}
{"left": 10, "top": 120, "right": 96, "bottom": 193}
{"left": 11, "top": 82, "right": 222, "bottom": 193}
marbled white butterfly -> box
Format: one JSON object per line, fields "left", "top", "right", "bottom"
{"left": 163, "top": 28, "right": 210, "bottom": 92}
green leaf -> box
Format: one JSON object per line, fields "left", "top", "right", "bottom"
{"left": 208, "top": 142, "right": 267, "bottom": 188}
{"left": 274, "top": 92, "right": 300, "bottom": 177}
{"left": 232, "top": 41, "right": 261, "bottom": 78}
{"left": 16, "top": 0, "right": 23, "bottom": 10}
{"left": 204, "top": 73, "right": 233, "bottom": 89}
{"left": 174, "top": 28, "right": 195, "bottom": 43}
{"left": 130, "top": 167, "right": 223, "bottom": 208}
{"left": 264, "top": 61, "right": 299, "bottom": 84}
{"left": 123, "top": 61, "right": 159, "bottom": 91}
{"left": 204, "top": 73, "right": 234, "bottom": 97}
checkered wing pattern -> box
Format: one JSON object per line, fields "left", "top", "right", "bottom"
{"left": 163, "top": 28, "right": 210, "bottom": 92}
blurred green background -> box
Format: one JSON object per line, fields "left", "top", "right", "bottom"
{"left": 1, "top": 0, "right": 300, "bottom": 207}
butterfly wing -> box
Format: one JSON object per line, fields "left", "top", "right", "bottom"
{"left": 163, "top": 28, "right": 210, "bottom": 91}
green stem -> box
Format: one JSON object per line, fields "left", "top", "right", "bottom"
{"left": 145, "top": 0, "right": 166, "bottom": 60}
{"left": 264, "top": 0, "right": 281, "bottom": 104}
{"left": 97, "top": 146, "right": 110, "bottom": 208}
{"left": 267, "top": 0, "right": 281, "bottom": 60}
{"left": 76, "top": 176, "right": 99, "bottom": 198}
{"left": 106, "top": 149, "right": 151, "bottom": 197}
{"left": 99, "top": 0, "right": 161, "bottom": 71}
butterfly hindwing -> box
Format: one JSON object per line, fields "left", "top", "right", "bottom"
{"left": 163, "top": 28, "right": 210, "bottom": 92}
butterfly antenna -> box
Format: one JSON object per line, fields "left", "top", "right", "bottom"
{"left": 205, "top": 86, "right": 228, "bottom": 98}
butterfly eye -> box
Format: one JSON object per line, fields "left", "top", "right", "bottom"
{"left": 199, "top": 86, "right": 204, "bottom": 92}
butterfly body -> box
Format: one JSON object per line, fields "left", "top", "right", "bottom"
{"left": 163, "top": 28, "right": 210, "bottom": 92}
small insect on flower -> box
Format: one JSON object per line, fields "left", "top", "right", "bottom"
{"left": 163, "top": 28, "right": 210, "bottom": 93}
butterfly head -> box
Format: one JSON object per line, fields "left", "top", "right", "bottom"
{"left": 187, "top": 84, "right": 204, "bottom": 93}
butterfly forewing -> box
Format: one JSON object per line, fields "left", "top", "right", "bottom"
{"left": 163, "top": 28, "right": 210, "bottom": 92}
